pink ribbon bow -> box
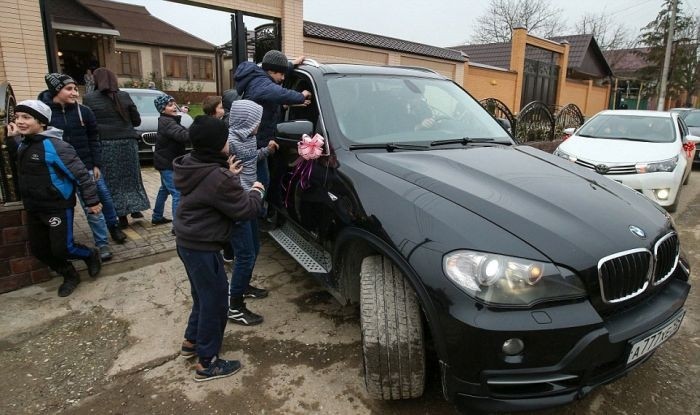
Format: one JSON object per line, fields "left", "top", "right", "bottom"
{"left": 298, "top": 133, "right": 325, "bottom": 160}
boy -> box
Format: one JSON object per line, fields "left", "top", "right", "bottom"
{"left": 152, "top": 94, "right": 188, "bottom": 230}
{"left": 173, "top": 115, "right": 264, "bottom": 381}
{"left": 7, "top": 100, "right": 102, "bottom": 297}
{"left": 226, "top": 100, "right": 278, "bottom": 326}
{"left": 39, "top": 72, "right": 127, "bottom": 262}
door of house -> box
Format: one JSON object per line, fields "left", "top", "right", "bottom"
{"left": 521, "top": 46, "right": 560, "bottom": 110}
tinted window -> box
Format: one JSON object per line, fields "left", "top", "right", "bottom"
{"left": 577, "top": 114, "right": 676, "bottom": 143}
{"left": 682, "top": 111, "right": 700, "bottom": 126}
{"left": 326, "top": 76, "right": 510, "bottom": 144}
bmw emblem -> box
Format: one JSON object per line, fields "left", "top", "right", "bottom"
{"left": 629, "top": 225, "right": 646, "bottom": 239}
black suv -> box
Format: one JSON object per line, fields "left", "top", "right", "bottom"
{"left": 265, "top": 61, "right": 690, "bottom": 413}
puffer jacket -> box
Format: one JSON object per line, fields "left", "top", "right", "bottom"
{"left": 154, "top": 114, "right": 189, "bottom": 171}
{"left": 172, "top": 153, "right": 262, "bottom": 251}
{"left": 38, "top": 90, "right": 102, "bottom": 170}
{"left": 16, "top": 127, "right": 99, "bottom": 212}
{"left": 83, "top": 90, "right": 141, "bottom": 140}
{"left": 234, "top": 61, "right": 305, "bottom": 148}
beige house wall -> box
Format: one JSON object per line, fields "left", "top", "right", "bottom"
{"left": 304, "top": 39, "right": 389, "bottom": 65}
{"left": 0, "top": 1, "right": 48, "bottom": 101}
{"left": 465, "top": 66, "right": 518, "bottom": 109}
{"left": 562, "top": 79, "right": 609, "bottom": 117}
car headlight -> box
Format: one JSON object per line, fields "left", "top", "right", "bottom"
{"left": 636, "top": 155, "right": 678, "bottom": 173}
{"left": 553, "top": 148, "right": 577, "bottom": 162}
{"left": 443, "top": 250, "right": 586, "bottom": 306}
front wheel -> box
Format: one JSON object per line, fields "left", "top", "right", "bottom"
{"left": 360, "top": 255, "right": 425, "bottom": 400}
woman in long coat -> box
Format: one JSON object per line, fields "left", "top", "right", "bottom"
{"left": 83, "top": 68, "right": 150, "bottom": 227}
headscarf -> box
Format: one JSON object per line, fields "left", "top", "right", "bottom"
{"left": 93, "top": 68, "right": 128, "bottom": 121}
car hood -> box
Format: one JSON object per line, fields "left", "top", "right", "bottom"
{"left": 560, "top": 136, "right": 679, "bottom": 163}
{"left": 355, "top": 145, "right": 670, "bottom": 269}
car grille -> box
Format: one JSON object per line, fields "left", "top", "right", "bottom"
{"left": 574, "top": 159, "right": 637, "bottom": 175}
{"left": 598, "top": 232, "right": 679, "bottom": 303}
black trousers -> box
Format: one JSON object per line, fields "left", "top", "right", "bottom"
{"left": 27, "top": 208, "right": 92, "bottom": 275}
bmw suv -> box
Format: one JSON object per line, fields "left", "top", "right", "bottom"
{"left": 264, "top": 61, "right": 690, "bottom": 413}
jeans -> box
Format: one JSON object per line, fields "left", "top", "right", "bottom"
{"left": 78, "top": 171, "right": 113, "bottom": 247}
{"left": 228, "top": 219, "right": 260, "bottom": 299}
{"left": 153, "top": 169, "right": 180, "bottom": 223}
{"left": 178, "top": 245, "right": 229, "bottom": 360}
{"left": 256, "top": 158, "right": 269, "bottom": 217}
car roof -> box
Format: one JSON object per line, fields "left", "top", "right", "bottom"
{"left": 595, "top": 109, "right": 673, "bottom": 118}
{"left": 300, "top": 63, "right": 446, "bottom": 79}
{"left": 122, "top": 88, "right": 165, "bottom": 95}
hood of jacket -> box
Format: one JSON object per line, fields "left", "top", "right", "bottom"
{"left": 228, "top": 100, "right": 263, "bottom": 142}
{"left": 234, "top": 62, "right": 268, "bottom": 96}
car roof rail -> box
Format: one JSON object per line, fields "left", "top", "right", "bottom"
{"left": 384, "top": 65, "right": 441, "bottom": 76}
{"left": 302, "top": 58, "right": 320, "bottom": 68}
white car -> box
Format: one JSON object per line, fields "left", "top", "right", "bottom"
{"left": 554, "top": 110, "right": 695, "bottom": 212}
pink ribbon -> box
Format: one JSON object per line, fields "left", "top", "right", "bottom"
{"left": 283, "top": 134, "right": 326, "bottom": 208}
{"left": 298, "top": 133, "right": 325, "bottom": 160}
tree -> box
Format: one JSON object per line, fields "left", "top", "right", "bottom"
{"left": 638, "top": 0, "right": 698, "bottom": 104}
{"left": 574, "top": 12, "right": 634, "bottom": 51}
{"left": 471, "top": 0, "right": 564, "bottom": 44}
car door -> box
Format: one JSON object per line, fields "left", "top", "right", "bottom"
{"left": 677, "top": 117, "right": 694, "bottom": 180}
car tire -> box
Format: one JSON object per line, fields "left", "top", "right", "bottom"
{"left": 360, "top": 255, "right": 425, "bottom": 400}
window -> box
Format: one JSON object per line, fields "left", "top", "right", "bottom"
{"left": 164, "top": 54, "right": 188, "bottom": 79}
{"left": 118, "top": 50, "right": 140, "bottom": 77}
{"left": 192, "top": 57, "right": 213, "bottom": 80}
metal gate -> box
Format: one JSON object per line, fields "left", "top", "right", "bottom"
{"left": 254, "top": 23, "right": 281, "bottom": 63}
{"left": 521, "top": 45, "right": 560, "bottom": 109}
{"left": 479, "top": 97, "right": 516, "bottom": 131}
{"left": 0, "top": 82, "right": 18, "bottom": 204}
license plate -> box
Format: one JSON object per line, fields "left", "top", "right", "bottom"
{"left": 627, "top": 310, "right": 685, "bottom": 365}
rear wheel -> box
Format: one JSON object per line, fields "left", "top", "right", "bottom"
{"left": 360, "top": 255, "right": 425, "bottom": 400}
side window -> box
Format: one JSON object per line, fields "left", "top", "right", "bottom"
{"left": 285, "top": 73, "right": 320, "bottom": 130}
{"left": 678, "top": 117, "right": 689, "bottom": 138}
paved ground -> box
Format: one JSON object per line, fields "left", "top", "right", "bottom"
{"left": 0, "top": 167, "right": 698, "bottom": 415}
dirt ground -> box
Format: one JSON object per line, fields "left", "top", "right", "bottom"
{"left": 0, "top": 174, "right": 699, "bottom": 415}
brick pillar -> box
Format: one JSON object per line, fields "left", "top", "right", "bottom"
{"left": 510, "top": 26, "right": 528, "bottom": 111}
{"left": 556, "top": 40, "right": 570, "bottom": 106}
{"left": 0, "top": 207, "right": 50, "bottom": 293}
{"left": 281, "top": 0, "right": 304, "bottom": 58}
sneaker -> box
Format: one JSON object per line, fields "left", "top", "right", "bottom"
{"left": 109, "top": 225, "right": 127, "bottom": 244}
{"left": 99, "top": 245, "right": 113, "bottom": 261}
{"left": 131, "top": 211, "right": 144, "bottom": 219}
{"left": 243, "top": 285, "right": 268, "bottom": 299}
{"left": 228, "top": 303, "right": 263, "bottom": 326}
{"left": 58, "top": 278, "right": 80, "bottom": 297}
{"left": 84, "top": 247, "right": 102, "bottom": 277}
{"left": 151, "top": 217, "right": 173, "bottom": 225}
{"left": 194, "top": 357, "right": 241, "bottom": 382}
{"left": 181, "top": 340, "right": 196, "bottom": 357}
{"left": 118, "top": 216, "right": 129, "bottom": 229}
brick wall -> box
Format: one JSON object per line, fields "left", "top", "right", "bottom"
{"left": 0, "top": 207, "right": 50, "bottom": 293}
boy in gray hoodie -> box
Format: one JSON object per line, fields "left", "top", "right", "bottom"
{"left": 226, "top": 99, "right": 278, "bottom": 326}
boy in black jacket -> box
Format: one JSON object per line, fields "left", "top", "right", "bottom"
{"left": 7, "top": 100, "right": 102, "bottom": 297}
{"left": 153, "top": 94, "right": 188, "bottom": 231}
{"left": 173, "top": 115, "right": 264, "bottom": 381}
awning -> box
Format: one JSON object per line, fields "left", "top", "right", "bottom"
{"left": 52, "top": 22, "right": 120, "bottom": 37}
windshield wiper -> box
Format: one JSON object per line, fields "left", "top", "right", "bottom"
{"left": 348, "top": 142, "right": 429, "bottom": 152}
{"left": 430, "top": 137, "right": 497, "bottom": 147}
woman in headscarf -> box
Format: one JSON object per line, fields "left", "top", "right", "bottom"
{"left": 83, "top": 68, "right": 150, "bottom": 228}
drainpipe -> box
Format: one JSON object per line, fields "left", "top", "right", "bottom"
{"left": 39, "top": 0, "right": 58, "bottom": 72}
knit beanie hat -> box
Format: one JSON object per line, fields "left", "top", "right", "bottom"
{"left": 15, "top": 100, "right": 52, "bottom": 126}
{"left": 189, "top": 115, "right": 228, "bottom": 153}
{"left": 261, "top": 50, "right": 290, "bottom": 73}
{"left": 154, "top": 94, "right": 175, "bottom": 113}
{"left": 44, "top": 73, "right": 76, "bottom": 95}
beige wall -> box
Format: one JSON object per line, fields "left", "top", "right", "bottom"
{"left": 562, "top": 79, "right": 610, "bottom": 117}
{"left": 0, "top": 1, "right": 48, "bottom": 100}
{"left": 465, "top": 66, "right": 518, "bottom": 109}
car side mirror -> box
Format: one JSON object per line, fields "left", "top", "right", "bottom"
{"left": 563, "top": 127, "right": 576, "bottom": 135}
{"left": 275, "top": 120, "right": 314, "bottom": 142}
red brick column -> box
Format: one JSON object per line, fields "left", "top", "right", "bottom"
{"left": 0, "top": 206, "right": 50, "bottom": 293}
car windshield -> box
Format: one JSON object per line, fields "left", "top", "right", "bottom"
{"left": 326, "top": 75, "right": 511, "bottom": 145}
{"left": 682, "top": 111, "right": 700, "bottom": 127}
{"left": 576, "top": 114, "right": 676, "bottom": 143}
{"left": 127, "top": 91, "right": 161, "bottom": 117}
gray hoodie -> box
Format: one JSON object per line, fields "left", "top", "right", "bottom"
{"left": 227, "top": 100, "right": 265, "bottom": 191}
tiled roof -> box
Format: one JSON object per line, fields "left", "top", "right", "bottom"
{"left": 48, "top": 0, "right": 115, "bottom": 30}
{"left": 604, "top": 48, "right": 651, "bottom": 75}
{"left": 549, "top": 34, "right": 593, "bottom": 68}
{"left": 449, "top": 43, "right": 512, "bottom": 69}
{"left": 303, "top": 21, "right": 465, "bottom": 62}
{"left": 79, "top": 0, "right": 214, "bottom": 51}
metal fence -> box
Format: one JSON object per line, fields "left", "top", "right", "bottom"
{"left": 0, "top": 82, "right": 19, "bottom": 205}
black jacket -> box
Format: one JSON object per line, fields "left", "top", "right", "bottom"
{"left": 38, "top": 91, "right": 102, "bottom": 170}
{"left": 15, "top": 128, "right": 99, "bottom": 212}
{"left": 173, "top": 154, "right": 262, "bottom": 251}
{"left": 83, "top": 91, "right": 141, "bottom": 140}
{"left": 154, "top": 114, "right": 189, "bottom": 171}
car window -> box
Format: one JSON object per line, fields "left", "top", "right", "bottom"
{"left": 128, "top": 92, "right": 160, "bottom": 117}
{"left": 677, "top": 117, "right": 689, "bottom": 137}
{"left": 326, "top": 75, "right": 510, "bottom": 144}
{"left": 682, "top": 111, "right": 700, "bottom": 127}
{"left": 577, "top": 114, "right": 675, "bottom": 143}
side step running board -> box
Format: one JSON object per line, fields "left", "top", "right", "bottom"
{"left": 268, "top": 222, "right": 332, "bottom": 274}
